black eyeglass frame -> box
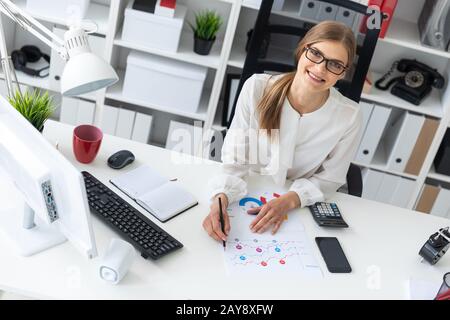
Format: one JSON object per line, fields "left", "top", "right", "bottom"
{"left": 303, "top": 46, "right": 348, "bottom": 75}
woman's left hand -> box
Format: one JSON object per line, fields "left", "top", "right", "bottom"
{"left": 248, "top": 191, "right": 301, "bottom": 235}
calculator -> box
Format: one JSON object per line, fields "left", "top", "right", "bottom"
{"left": 308, "top": 202, "right": 348, "bottom": 228}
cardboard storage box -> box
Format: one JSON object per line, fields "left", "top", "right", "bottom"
{"left": 123, "top": 51, "right": 207, "bottom": 113}
{"left": 122, "top": 0, "right": 187, "bottom": 53}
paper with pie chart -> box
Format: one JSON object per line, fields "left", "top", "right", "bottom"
{"left": 223, "top": 190, "right": 322, "bottom": 277}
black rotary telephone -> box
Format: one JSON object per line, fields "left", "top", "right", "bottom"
{"left": 375, "top": 59, "right": 445, "bottom": 105}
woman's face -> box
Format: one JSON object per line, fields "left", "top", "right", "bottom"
{"left": 296, "top": 40, "right": 349, "bottom": 93}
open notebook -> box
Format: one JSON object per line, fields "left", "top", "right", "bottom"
{"left": 110, "top": 165, "right": 198, "bottom": 222}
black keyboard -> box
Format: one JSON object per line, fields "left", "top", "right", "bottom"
{"left": 82, "top": 171, "right": 183, "bottom": 260}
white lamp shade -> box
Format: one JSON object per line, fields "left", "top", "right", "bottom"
{"left": 61, "top": 52, "right": 118, "bottom": 96}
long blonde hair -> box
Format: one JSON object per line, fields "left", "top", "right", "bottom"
{"left": 257, "top": 21, "right": 356, "bottom": 133}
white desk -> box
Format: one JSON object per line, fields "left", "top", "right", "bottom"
{"left": 0, "top": 120, "right": 449, "bottom": 300}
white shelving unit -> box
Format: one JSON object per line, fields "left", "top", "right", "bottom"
{"left": 114, "top": 31, "right": 223, "bottom": 69}
{"left": 361, "top": 72, "right": 444, "bottom": 119}
{"left": 3, "top": 0, "right": 450, "bottom": 214}
{"left": 428, "top": 166, "right": 450, "bottom": 184}
{"left": 353, "top": 160, "right": 418, "bottom": 181}
{"left": 356, "top": 0, "right": 450, "bottom": 211}
{"left": 13, "top": 0, "right": 111, "bottom": 35}
{"left": 381, "top": 18, "right": 450, "bottom": 60}
{"left": 0, "top": 69, "right": 51, "bottom": 91}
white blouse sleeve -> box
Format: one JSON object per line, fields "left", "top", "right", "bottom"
{"left": 207, "top": 77, "right": 255, "bottom": 204}
{"left": 289, "top": 109, "right": 362, "bottom": 208}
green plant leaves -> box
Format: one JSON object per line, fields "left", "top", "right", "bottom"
{"left": 8, "top": 89, "right": 56, "bottom": 132}
{"left": 189, "top": 10, "right": 223, "bottom": 41}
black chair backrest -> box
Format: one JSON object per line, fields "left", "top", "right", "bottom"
{"left": 227, "top": 0, "right": 382, "bottom": 129}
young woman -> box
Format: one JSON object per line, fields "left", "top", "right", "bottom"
{"left": 203, "top": 21, "right": 362, "bottom": 242}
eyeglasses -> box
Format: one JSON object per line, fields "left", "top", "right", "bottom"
{"left": 303, "top": 46, "right": 348, "bottom": 75}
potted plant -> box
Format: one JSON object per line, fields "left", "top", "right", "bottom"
{"left": 8, "top": 89, "right": 55, "bottom": 133}
{"left": 189, "top": 10, "right": 223, "bottom": 56}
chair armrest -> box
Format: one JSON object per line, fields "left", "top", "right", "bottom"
{"left": 346, "top": 163, "right": 363, "bottom": 197}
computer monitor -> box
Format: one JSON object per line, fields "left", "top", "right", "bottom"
{"left": 0, "top": 95, "right": 97, "bottom": 258}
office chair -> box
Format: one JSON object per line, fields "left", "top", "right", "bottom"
{"left": 226, "top": 0, "right": 382, "bottom": 197}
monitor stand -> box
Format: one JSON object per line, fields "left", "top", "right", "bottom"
{"left": 0, "top": 178, "right": 66, "bottom": 257}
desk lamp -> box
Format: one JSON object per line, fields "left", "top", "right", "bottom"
{"left": 0, "top": 0, "right": 118, "bottom": 98}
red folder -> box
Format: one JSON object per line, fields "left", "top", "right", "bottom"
{"left": 379, "top": 0, "right": 398, "bottom": 38}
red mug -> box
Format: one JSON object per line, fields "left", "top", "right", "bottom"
{"left": 73, "top": 125, "right": 103, "bottom": 164}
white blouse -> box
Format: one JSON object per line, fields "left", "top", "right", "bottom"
{"left": 209, "top": 73, "right": 362, "bottom": 207}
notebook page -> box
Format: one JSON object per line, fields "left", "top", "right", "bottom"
{"left": 137, "top": 182, "right": 197, "bottom": 221}
{"left": 110, "top": 165, "right": 167, "bottom": 199}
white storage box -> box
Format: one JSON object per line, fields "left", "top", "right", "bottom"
{"left": 122, "top": 1, "right": 187, "bottom": 53}
{"left": 123, "top": 51, "right": 207, "bottom": 114}
{"left": 243, "top": 0, "right": 284, "bottom": 11}
{"left": 26, "top": 0, "right": 90, "bottom": 20}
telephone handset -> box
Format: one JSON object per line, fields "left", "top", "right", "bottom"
{"left": 375, "top": 59, "right": 445, "bottom": 105}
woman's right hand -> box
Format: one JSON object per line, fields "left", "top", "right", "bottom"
{"left": 203, "top": 193, "right": 230, "bottom": 242}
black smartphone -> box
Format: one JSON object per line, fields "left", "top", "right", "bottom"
{"left": 315, "top": 237, "right": 352, "bottom": 273}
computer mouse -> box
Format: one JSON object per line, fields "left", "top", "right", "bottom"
{"left": 107, "top": 150, "right": 135, "bottom": 169}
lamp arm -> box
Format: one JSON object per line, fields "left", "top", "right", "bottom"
{"left": 0, "top": 0, "right": 68, "bottom": 60}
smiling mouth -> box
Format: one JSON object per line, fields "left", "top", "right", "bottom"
{"left": 306, "top": 70, "right": 325, "bottom": 83}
